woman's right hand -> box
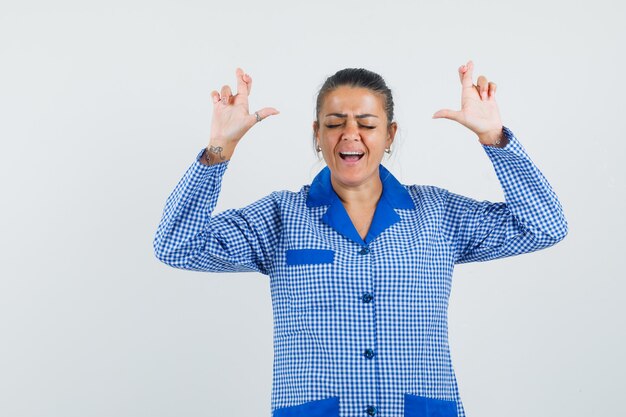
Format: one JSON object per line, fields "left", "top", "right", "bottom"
{"left": 204, "top": 68, "right": 279, "bottom": 164}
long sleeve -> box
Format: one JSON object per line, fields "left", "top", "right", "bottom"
{"left": 441, "top": 126, "right": 568, "bottom": 264}
{"left": 153, "top": 149, "right": 282, "bottom": 275}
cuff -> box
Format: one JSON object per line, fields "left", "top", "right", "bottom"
{"left": 481, "top": 126, "right": 526, "bottom": 158}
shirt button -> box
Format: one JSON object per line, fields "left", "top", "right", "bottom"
{"left": 361, "top": 292, "right": 373, "bottom": 303}
{"left": 359, "top": 247, "right": 370, "bottom": 255}
{"left": 365, "top": 405, "right": 378, "bottom": 416}
{"left": 363, "top": 348, "right": 375, "bottom": 359}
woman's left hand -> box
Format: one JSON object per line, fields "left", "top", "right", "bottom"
{"left": 432, "top": 60, "right": 504, "bottom": 146}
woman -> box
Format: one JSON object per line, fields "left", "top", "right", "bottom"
{"left": 153, "top": 62, "right": 568, "bottom": 417}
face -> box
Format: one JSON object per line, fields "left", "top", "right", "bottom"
{"left": 314, "top": 86, "right": 397, "bottom": 190}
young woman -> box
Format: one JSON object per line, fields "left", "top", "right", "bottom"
{"left": 154, "top": 62, "right": 568, "bottom": 417}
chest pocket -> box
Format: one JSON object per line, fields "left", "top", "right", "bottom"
{"left": 285, "top": 249, "right": 337, "bottom": 311}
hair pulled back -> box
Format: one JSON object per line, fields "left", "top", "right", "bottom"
{"left": 315, "top": 68, "right": 394, "bottom": 126}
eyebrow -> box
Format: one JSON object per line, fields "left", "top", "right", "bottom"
{"left": 324, "top": 113, "right": 379, "bottom": 119}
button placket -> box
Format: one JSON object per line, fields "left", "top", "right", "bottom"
{"left": 357, "top": 243, "right": 378, "bottom": 416}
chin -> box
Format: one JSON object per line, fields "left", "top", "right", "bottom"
{"left": 332, "top": 167, "right": 376, "bottom": 188}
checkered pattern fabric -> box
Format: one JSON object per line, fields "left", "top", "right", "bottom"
{"left": 153, "top": 127, "right": 568, "bottom": 417}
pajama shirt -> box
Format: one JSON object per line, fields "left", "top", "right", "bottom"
{"left": 153, "top": 126, "right": 568, "bottom": 417}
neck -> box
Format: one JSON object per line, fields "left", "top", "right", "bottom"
{"left": 330, "top": 172, "right": 383, "bottom": 207}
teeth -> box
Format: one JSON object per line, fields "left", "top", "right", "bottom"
{"left": 340, "top": 151, "right": 364, "bottom": 155}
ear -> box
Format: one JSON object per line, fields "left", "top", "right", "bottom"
{"left": 387, "top": 122, "right": 398, "bottom": 147}
{"left": 313, "top": 120, "right": 320, "bottom": 141}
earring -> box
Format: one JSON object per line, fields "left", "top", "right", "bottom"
{"left": 385, "top": 146, "right": 392, "bottom": 154}
{"left": 316, "top": 145, "right": 322, "bottom": 152}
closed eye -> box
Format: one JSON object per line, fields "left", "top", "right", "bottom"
{"left": 325, "top": 124, "right": 377, "bottom": 129}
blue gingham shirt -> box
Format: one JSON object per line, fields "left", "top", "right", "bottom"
{"left": 153, "top": 126, "right": 568, "bottom": 417}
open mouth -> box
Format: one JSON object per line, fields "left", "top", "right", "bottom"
{"left": 339, "top": 151, "right": 365, "bottom": 162}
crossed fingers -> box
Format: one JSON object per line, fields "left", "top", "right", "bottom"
{"left": 210, "top": 68, "right": 252, "bottom": 105}
{"left": 459, "top": 60, "right": 497, "bottom": 100}
{"left": 208, "top": 68, "right": 279, "bottom": 125}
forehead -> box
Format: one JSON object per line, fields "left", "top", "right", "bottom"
{"left": 322, "top": 86, "right": 385, "bottom": 115}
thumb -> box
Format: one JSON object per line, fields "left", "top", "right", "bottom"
{"left": 432, "top": 109, "right": 461, "bottom": 122}
{"left": 251, "top": 107, "right": 280, "bottom": 123}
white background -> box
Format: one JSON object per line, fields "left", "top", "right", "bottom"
{"left": 1, "top": 1, "right": 624, "bottom": 416}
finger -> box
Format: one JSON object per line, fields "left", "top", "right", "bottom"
{"left": 251, "top": 107, "right": 280, "bottom": 123}
{"left": 244, "top": 72, "right": 253, "bottom": 94}
{"left": 236, "top": 67, "right": 250, "bottom": 96}
{"left": 220, "top": 85, "right": 232, "bottom": 104}
{"left": 476, "top": 75, "right": 488, "bottom": 99}
{"left": 210, "top": 90, "right": 220, "bottom": 104}
{"left": 432, "top": 109, "right": 462, "bottom": 123}
{"left": 459, "top": 60, "right": 474, "bottom": 88}
{"left": 488, "top": 81, "right": 497, "bottom": 98}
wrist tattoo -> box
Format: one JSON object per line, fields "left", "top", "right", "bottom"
{"left": 205, "top": 145, "right": 226, "bottom": 164}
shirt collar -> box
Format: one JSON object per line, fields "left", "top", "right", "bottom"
{"left": 306, "top": 165, "right": 415, "bottom": 245}
{"left": 306, "top": 164, "right": 415, "bottom": 209}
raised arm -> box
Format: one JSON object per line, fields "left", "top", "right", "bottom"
{"left": 440, "top": 127, "right": 568, "bottom": 263}
{"left": 153, "top": 69, "right": 281, "bottom": 274}
{"left": 433, "top": 60, "right": 568, "bottom": 263}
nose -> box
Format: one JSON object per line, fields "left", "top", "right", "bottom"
{"left": 341, "top": 120, "right": 360, "bottom": 141}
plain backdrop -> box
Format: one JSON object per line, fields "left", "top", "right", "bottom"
{"left": 1, "top": 1, "right": 624, "bottom": 416}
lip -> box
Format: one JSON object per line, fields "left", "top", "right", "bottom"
{"left": 337, "top": 151, "right": 365, "bottom": 166}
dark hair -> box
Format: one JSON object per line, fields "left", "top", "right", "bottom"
{"left": 315, "top": 68, "right": 394, "bottom": 125}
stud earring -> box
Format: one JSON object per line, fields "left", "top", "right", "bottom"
{"left": 316, "top": 145, "right": 322, "bottom": 152}
{"left": 385, "top": 147, "right": 392, "bottom": 154}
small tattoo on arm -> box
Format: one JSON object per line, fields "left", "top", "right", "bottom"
{"left": 205, "top": 145, "right": 226, "bottom": 164}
